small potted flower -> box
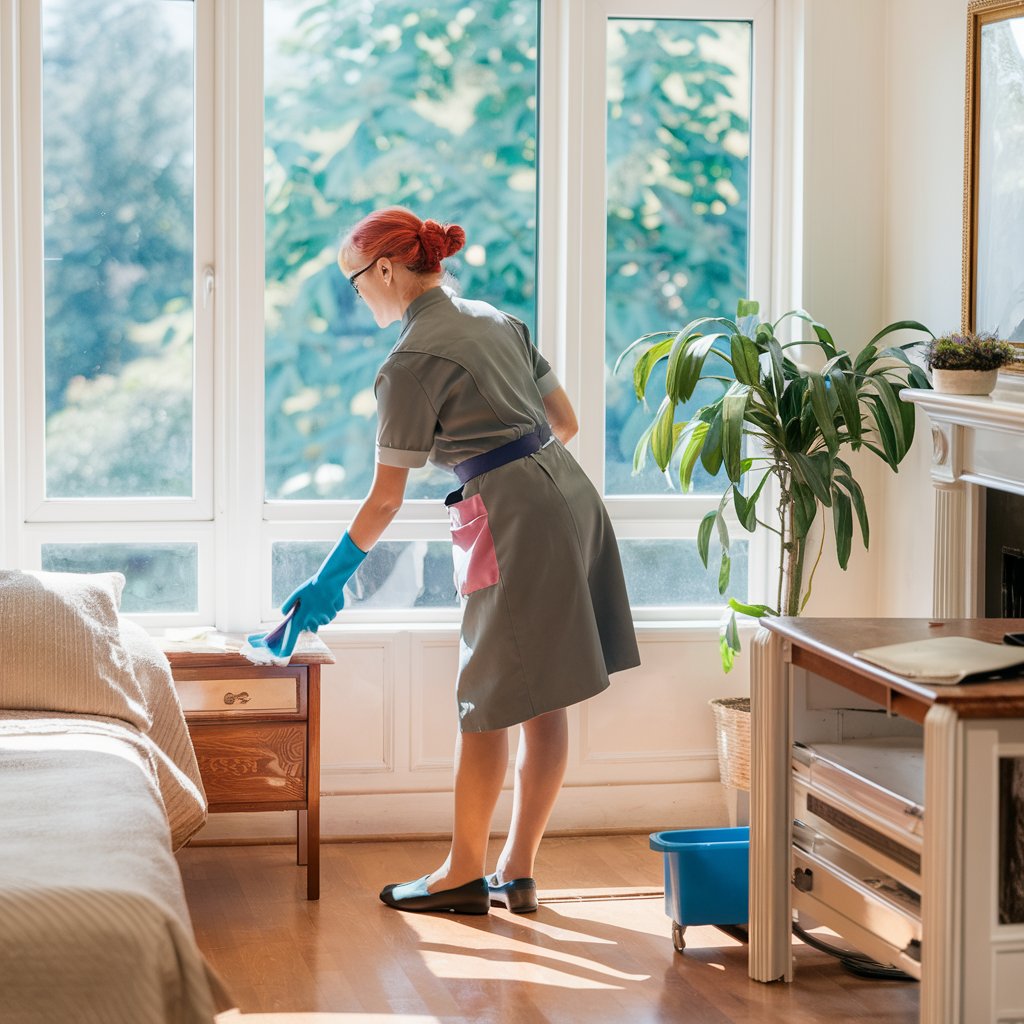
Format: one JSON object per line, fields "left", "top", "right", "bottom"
{"left": 925, "top": 331, "right": 1019, "bottom": 395}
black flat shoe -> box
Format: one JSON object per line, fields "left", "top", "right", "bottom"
{"left": 487, "top": 874, "right": 538, "bottom": 913}
{"left": 379, "top": 875, "right": 490, "bottom": 914}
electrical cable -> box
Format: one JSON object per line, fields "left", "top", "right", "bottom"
{"left": 792, "top": 922, "right": 917, "bottom": 981}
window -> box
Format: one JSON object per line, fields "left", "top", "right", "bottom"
{"left": 41, "top": 0, "right": 196, "bottom": 500}
{"left": 2, "top": 0, "right": 772, "bottom": 625}
{"left": 577, "top": 1, "right": 771, "bottom": 615}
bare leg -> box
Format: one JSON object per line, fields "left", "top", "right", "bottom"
{"left": 493, "top": 707, "right": 569, "bottom": 881}
{"left": 427, "top": 725, "right": 509, "bottom": 891}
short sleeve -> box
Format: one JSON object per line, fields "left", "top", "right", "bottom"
{"left": 506, "top": 315, "right": 560, "bottom": 397}
{"left": 374, "top": 359, "right": 438, "bottom": 468}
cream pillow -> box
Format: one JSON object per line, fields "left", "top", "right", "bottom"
{"left": 0, "top": 570, "right": 150, "bottom": 730}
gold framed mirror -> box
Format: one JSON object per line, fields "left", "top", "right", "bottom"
{"left": 963, "top": 0, "right": 1024, "bottom": 371}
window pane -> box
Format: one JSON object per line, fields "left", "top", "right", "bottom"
{"left": 40, "top": 543, "right": 199, "bottom": 613}
{"left": 264, "top": 0, "right": 539, "bottom": 501}
{"left": 42, "top": 0, "right": 195, "bottom": 498}
{"left": 605, "top": 20, "right": 751, "bottom": 496}
{"left": 272, "top": 541, "right": 457, "bottom": 611}
{"left": 619, "top": 539, "right": 748, "bottom": 608}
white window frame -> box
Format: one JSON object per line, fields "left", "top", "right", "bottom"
{"left": 1, "top": 0, "right": 216, "bottom": 623}
{"left": 1, "top": 0, "right": 781, "bottom": 629}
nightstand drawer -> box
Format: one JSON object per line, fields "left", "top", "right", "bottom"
{"left": 176, "top": 675, "right": 299, "bottom": 714}
{"left": 189, "top": 722, "right": 307, "bottom": 805}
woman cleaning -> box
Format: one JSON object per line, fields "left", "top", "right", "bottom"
{"left": 256, "top": 206, "right": 639, "bottom": 914}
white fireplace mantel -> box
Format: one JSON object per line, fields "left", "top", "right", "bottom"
{"left": 903, "top": 374, "right": 1024, "bottom": 617}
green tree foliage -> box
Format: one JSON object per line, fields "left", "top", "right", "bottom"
{"left": 605, "top": 20, "right": 750, "bottom": 495}
{"left": 263, "top": 0, "right": 539, "bottom": 499}
{"left": 42, "top": 0, "right": 193, "bottom": 497}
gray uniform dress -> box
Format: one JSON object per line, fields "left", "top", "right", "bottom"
{"left": 374, "top": 287, "right": 640, "bottom": 732}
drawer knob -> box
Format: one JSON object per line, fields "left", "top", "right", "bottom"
{"left": 224, "top": 690, "right": 251, "bottom": 705}
{"left": 793, "top": 867, "right": 814, "bottom": 892}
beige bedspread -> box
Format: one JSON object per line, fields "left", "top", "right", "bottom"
{"left": 0, "top": 617, "right": 234, "bottom": 1023}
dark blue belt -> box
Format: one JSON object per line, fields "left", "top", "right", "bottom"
{"left": 446, "top": 424, "right": 552, "bottom": 505}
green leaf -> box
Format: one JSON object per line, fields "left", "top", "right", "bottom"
{"left": 701, "top": 408, "right": 724, "bottom": 476}
{"left": 806, "top": 373, "right": 839, "bottom": 456}
{"left": 678, "top": 420, "right": 710, "bottom": 492}
{"left": 867, "top": 319, "right": 934, "bottom": 347}
{"left": 863, "top": 376, "right": 906, "bottom": 458}
{"left": 832, "top": 488, "right": 853, "bottom": 570}
{"left": 613, "top": 331, "right": 674, "bottom": 376}
{"left": 736, "top": 298, "right": 760, "bottom": 319}
{"left": 791, "top": 480, "right": 818, "bottom": 539}
{"left": 779, "top": 375, "right": 807, "bottom": 431}
{"left": 855, "top": 344, "right": 878, "bottom": 374}
{"left": 733, "top": 485, "right": 756, "bottom": 531}
{"left": 790, "top": 450, "right": 833, "bottom": 507}
{"left": 632, "top": 337, "right": 675, "bottom": 400}
{"left": 719, "top": 547, "right": 731, "bottom": 594}
{"left": 898, "top": 390, "right": 917, "bottom": 455}
{"left": 697, "top": 510, "right": 716, "bottom": 568}
{"left": 721, "top": 384, "right": 750, "bottom": 481}
{"left": 719, "top": 630, "right": 736, "bottom": 674}
{"left": 730, "top": 334, "right": 761, "bottom": 386}
{"left": 908, "top": 365, "right": 932, "bottom": 390}
{"left": 666, "top": 332, "right": 731, "bottom": 403}
{"left": 613, "top": 331, "right": 675, "bottom": 375}
{"left": 773, "top": 309, "right": 837, "bottom": 356}
{"left": 828, "top": 368, "right": 862, "bottom": 447}
{"left": 631, "top": 420, "right": 656, "bottom": 474}
{"left": 728, "top": 597, "right": 778, "bottom": 618}
{"left": 834, "top": 467, "right": 869, "bottom": 548}
{"left": 650, "top": 395, "right": 676, "bottom": 470}
{"left": 866, "top": 396, "right": 899, "bottom": 467}
{"left": 765, "top": 335, "right": 786, "bottom": 396}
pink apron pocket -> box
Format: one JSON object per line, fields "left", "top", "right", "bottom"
{"left": 448, "top": 493, "right": 500, "bottom": 596}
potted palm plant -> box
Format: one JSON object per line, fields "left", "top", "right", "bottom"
{"left": 617, "top": 300, "right": 933, "bottom": 670}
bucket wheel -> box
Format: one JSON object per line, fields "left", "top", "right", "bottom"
{"left": 671, "top": 922, "right": 686, "bottom": 953}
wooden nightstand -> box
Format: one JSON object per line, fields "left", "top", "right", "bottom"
{"left": 163, "top": 635, "right": 335, "bottom": 900}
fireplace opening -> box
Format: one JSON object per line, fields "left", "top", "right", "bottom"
{"left": 984, "top": 489, "right": 1024, "bottom": 618}
{"left": 1005, "top": 549, "right": 1024, "bottom": 618}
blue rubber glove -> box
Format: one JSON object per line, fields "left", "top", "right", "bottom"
{"left": 245, "top": 606, "right": 302, "bottom": 664}
{"left": 282, "top": 531, "right": 367, "bottom": 634}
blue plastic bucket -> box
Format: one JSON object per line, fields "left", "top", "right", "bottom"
{"left": 649, "top": 827, "right": 749, "bottom": 926}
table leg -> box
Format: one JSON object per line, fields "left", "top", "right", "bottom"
{"left": 297, "top": 810, "right": 308, "bottom": 866}
{"left": 306, "top": 667, "right": 321, "bottom": 901}
{"left": 749, "top": 626, "right": 794, "bottom": 983}
{"left": 922, "top": 703, "right": 959, "bottom": 1023}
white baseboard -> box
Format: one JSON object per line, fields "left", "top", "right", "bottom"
{"left": 187, "top": 780, "right": 730, "bottom": 843}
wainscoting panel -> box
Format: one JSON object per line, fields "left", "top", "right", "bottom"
{"left": 578, "top": 630, "right": 746, "bottom": 784}
{"left": 409, "top": 633, "right": 462, "bottom": 773}
{"left": 319, "top": 640, "right": 394, "bottom": 774}
{"left": 191, "top": 624, "right": 747, "bottom": 841}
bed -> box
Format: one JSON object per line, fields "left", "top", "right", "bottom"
{"left": 0, "top": 570, "right": 234, "bottom": 1023}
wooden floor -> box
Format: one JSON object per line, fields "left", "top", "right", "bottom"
{"left": 178, "top": 834, "right": 919, "bottom": 1024}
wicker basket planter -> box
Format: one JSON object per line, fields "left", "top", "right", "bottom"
{"left": 709, "top": 696, "right": 751, "bottom": 792}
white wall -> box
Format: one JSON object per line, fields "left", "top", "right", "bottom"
{"left": 877, "top": 0, "right": 968, "bottom": 616}
{"left": 788, "top": 0, "right": 891, "bottom": 618}
{"left": 789, "top": 0, "right": 966, "bottom": 622}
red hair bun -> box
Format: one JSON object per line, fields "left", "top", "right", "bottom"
{"left": 341, "top": 207, "right": 466, "bottom": 275}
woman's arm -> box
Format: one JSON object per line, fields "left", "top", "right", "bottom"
{"left": 542, "top": 386, "right": 579, "bottom": 445}
{"left": 348, "top": 462, "right": 411, "bottom": 551}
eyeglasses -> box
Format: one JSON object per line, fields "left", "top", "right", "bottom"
{"left": 348, "top": 257, "right": 381, "bottom": 296}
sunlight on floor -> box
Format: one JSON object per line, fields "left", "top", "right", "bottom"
{"left": 217, "top": 1015, "right": 442, "bottom": 1023}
